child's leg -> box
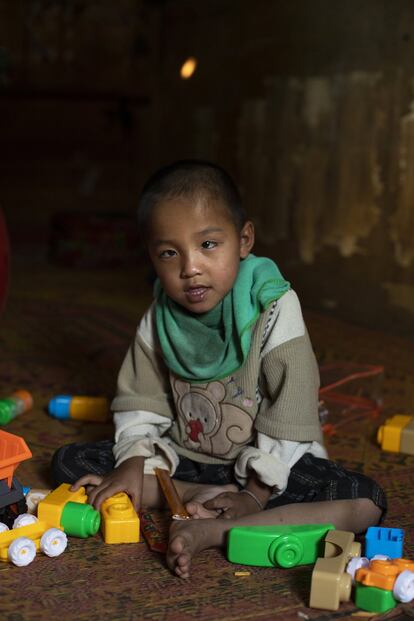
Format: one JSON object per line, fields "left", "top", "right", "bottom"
{"left": 52, "top": 441, "right": 237, "bottom": 513}
{"left": 170, "top": 480, "right": 238, "bottom": 518}
{"left": 167, "top": 497, "right": 382, "bottom": 578}
{"left": 51, "top": 440, "right": 115, "bottom": 484}
{"left": 170, "top": 457, "right": 240, "bottom": 518}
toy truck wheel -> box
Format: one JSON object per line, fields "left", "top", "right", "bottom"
{"left": 8, "top": 537, "right": 36, "bottom": 566}
{"left": 346, "top": 556, "right": 369, "bottom": 582}
{"left": 40, "top": 528, "right": 67, "bottom": 557}
{"left": 268, "top": 534, "right": 304, "bottom": 568}
{"left": 393, "top": 570, "right": 414, "bottom": 603}
{"left": 13, "top": 513, "right": 38, "bottom": 529}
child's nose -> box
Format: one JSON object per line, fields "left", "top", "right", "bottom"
{"left": 180, "top": 253, "right": 201, "bottom": 278}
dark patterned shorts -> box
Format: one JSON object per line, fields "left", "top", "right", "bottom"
{"left": 173, "top": 453, "right": 387, "bottom": 513}
{"left": 51, "top": 440, "right": 387, "bottom": 515}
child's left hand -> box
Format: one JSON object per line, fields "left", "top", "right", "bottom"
{"left": 203, "top": 490, "right": 260, "bottom": 520}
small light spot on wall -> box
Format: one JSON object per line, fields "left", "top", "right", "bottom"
{"left": 180, "top": 57, "right": 197, "bottom": 79}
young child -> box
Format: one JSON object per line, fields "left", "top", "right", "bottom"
{"left": 52, "top": 160, "right": 386, "bottom": 579}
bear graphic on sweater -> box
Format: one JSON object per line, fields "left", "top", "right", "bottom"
{"left": 172, "top": 379, "right": 254, "bottom": 458}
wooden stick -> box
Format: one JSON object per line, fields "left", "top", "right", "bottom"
{"left": 155, "top": 467, "right": 190, "bottom": 520}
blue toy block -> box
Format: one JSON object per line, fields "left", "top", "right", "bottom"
{"left": 365, "top": 526, "right": 404, "bottom": 559}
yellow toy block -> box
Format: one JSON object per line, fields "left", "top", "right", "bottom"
{"left": 100, "top": 493, "right": 140, "bottom": 544}
{"left": 377, "top": 415, "right": 412, "bottom": 453}
{"left": 37, "top": 483, "right": 88, "bottom": 527}
{"left": 309, "top": 530, "right": 361, "bottom": 610}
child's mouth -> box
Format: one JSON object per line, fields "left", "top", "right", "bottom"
{"left": 185, "top": 286, "right": 209, "bottom": 303}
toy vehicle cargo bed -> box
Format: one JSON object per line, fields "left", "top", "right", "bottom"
{"left": 0, "top": 430, "right": 32, "bottom": 488}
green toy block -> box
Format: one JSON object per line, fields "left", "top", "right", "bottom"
{"left": 355, "top": 584, "right": 397, "bottom": 613}
{"left": 61, "top": 502, "right": 101, "bottom": 538}
{"left": 227, "top": 523, "right": 335, "bottom": 568}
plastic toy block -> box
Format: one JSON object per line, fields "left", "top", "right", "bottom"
{"left": 48, "top": 395, "right": 109, "bottom": 423}
{"left": 355, "top": 583, "right": 397, "bottom": 613}
{"left": 100, "top": 493, "right": 140, "bottom": 544}
{"left": 400, "top": 417, "right": 414, "bottom": 455}
{"left": 37, "top": 483, "right": 100, "bottom": 538}
{"left": 60, "top": 501, "right": 100, "bottom": 538}
{"left": 365, "top": 526, "right": 404, "bottom": 559}
{"left": 356, "top": 559, "right": 402, "bottom": 590}
{"left": 309, "top": 530, "right": 361, "bottom": 610}
{"left": 356, "top": 558, "right": 414, "bottom": 590}
{"left": 37, "top": 483, "right": 87, "bottom": 526}
{"left": 227, "top": 523, "right": 335, "bottom": 568}
{"left": 0, "top": 519, "right": 64, "bottom": 563}
{"left": 0, "top": 391, "right": 33, "bottom": 425}
{"left": 377, "top": 415, "right": 412, "bottom": 453}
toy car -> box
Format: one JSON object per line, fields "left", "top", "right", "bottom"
{"left": 0, "top": 514, "right": 67, "bottom": 566}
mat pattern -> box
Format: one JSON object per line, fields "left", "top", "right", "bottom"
{"left": 0, "top": 265, "right": 413, "bottom": 621}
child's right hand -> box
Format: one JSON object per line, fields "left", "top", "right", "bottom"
{"left": 70, "top": 455, "right": 144, "bottom": 511}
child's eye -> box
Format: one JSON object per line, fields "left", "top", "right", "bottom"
{"left": 202, "top": 240, "right": 217, "bottom": 250}
{"left": 159, "top": 249, "right": 177, "bottom": 259}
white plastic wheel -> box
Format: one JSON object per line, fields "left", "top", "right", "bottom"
{"left": 40, "top": 528, "right": 67, "bottom": 557}
{"left": 8, "top": 537, "right": 36, "bottom": 566}
{"left": 346, "top": 556, "right": 370, "bottom": 582}
{"left": 393, "top": 570, "right": 414, "bottom": 603}
{"left": 12, "top": 513, "right": 38, "bottom": 529}
{"left": 0, "top": 522, "right": 9, "bottom": 533}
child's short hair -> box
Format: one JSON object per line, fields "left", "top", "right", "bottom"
{"left": 138, "top": 160, "right": 247, "bottom": 236}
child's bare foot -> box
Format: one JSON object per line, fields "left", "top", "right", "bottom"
{"left": 167, "top": 518, "right": 227, "bottom": 578}
{"left": 183, "top": 484, "right": 237, "bottom": 519}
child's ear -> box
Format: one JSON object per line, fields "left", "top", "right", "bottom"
{"left": 239, "top": 221, "right": 255, "bottom": 259}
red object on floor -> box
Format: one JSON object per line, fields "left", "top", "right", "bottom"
{"left": 0, "top": 208, "right": 9, "bottom": 313}
{"left": 319, "top": 362, "right": 384, "bottom": 435}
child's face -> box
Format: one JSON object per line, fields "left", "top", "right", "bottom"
{"left": 147, "top": 195, "right": 254, "bottom": 314}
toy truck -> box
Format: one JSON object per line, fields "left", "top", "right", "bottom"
{"left": 0, "top": 515, "right": 67, "bottom": 566}
{"left": 0, "top": 430, "right": 32, "bottom": 527}
{"left": 355, "top": 557, "right": 414, "bottom": 613}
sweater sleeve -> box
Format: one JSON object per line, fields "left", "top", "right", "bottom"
{"left": 111, "top": 304, "right": 178, "bottom": 473}
{"left": 110, "top": 303, "right": 174, "bottom": 418}
{"left": 254, "top": 290, "right": 323, "bottom": 443}
{"left": 112, "top": 409, "right": 179, "bottom": 474}
{"left": 234, "top": 433, "right": 327, "bottom": 494}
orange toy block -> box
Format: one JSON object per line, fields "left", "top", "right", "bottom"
{"left": 356, "top": 558, "right": 414, "bottom": 591}
{"left": 100, "top": 493, "right": 140, "bottom": 544}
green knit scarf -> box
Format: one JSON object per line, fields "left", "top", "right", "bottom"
{"left": 154, "top": 254, "right": 290, "bottom": 383}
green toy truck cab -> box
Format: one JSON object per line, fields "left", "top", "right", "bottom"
{"left": 227, "top": 523, "right": 335, "bottom": 568}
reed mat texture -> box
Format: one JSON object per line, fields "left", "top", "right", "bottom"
{"left": 1, "top": 263, "right": 413, "bottom": 621}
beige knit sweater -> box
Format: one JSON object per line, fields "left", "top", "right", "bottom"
{"left": 111, "top": 290, "right": 323, "bottom": 477}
